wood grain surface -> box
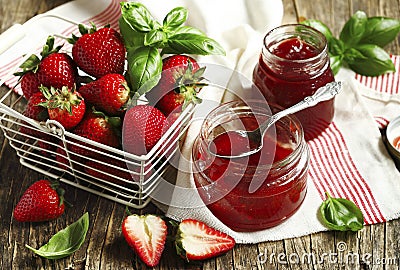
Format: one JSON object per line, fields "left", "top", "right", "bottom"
{"left": 0, "top": 0, "right": 399, "bottom": 269}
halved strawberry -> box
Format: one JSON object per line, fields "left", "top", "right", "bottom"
{"left": 122, "top": 214, "right": 167, "bottom": 267}
{"left": 175, "top": 219, "right": 235, "bottom": 261}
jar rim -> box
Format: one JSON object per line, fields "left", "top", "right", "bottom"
{"left": 262, "top": 23, "right": 329, "bottom": 64}
{"left": 196, "top": 99, "right": 305, "bottom": 169}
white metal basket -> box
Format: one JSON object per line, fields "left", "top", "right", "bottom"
{"left": 0, "top": 14, "right": 195, "bottom": 209}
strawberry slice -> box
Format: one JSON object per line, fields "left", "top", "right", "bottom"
{"left": 122, "top": 214, "right": 167, "bottom": 267}
{"left": 175, "top": 219, "right": 236, "bottom": 261}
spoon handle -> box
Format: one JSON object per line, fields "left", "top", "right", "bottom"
{"left": 260, "top": 81, "right": 342, "bottom": 134}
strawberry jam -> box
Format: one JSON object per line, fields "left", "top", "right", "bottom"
{"left": 253, "top": 24, "right": 335, "bottom": 140}
{"left": 192, "top": 101, "right": 309, "bottom": 232}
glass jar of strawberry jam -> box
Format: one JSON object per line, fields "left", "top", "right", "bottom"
{"left": 253, "top": 24, "right": 335, "bottom": 140}
{"left": 192, "top": 100, "right": 309, "bottom": 232}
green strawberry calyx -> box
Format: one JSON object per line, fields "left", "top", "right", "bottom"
{"left": 39, "top": 85, "right": 83, "bottom": 115}
{"left": 14, "top": 36, "right": 62, "bottom": 77}
{"left": 174, "top": 60, "right": 207, "bottom": 109}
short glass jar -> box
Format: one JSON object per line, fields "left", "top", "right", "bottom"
{"left": 192, "top": 100, "right": 309, "bottom": 232}
{"left": 253, "top": 24, "right": 335, "bottom": 140}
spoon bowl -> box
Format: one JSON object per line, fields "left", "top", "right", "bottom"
{"left": 209, "top": 81, "right": 342, "bottom": 159}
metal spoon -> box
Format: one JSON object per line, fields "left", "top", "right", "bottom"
{"left": 210, "top": 81, "right": 342, "bottom": 159}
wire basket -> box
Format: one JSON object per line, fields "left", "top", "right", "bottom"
{"left": 0, "top": 14, "right": 195, "bottom": 209}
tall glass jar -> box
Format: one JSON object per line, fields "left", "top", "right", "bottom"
{"left": 253, "top": 24, "right": 335, "bottom": 140}
{"left": 192, "top": 100, "right": 309, "bottom": 232}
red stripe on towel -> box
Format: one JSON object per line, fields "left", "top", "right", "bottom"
{"left": 308, "top": 122, "right": 386, "bottom": 224}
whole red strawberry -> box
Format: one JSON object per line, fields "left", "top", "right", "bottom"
{"left": 36, "top": 52, "right": 77, "bottom": 90}
{"left": 148, "top": 55, "right": 205, "bottom": 117}
{"left": 20, "top": 71, "right": 41, "bottom": 100}
{"left": 71, "top": 110, "right": 121, "bottom": 157}
{"left": 13, "top": 179, "right": 66, "bottom": 222}
{"left": 70, "top": 24, "right": 126, "bottom": 78}
{"left": 79, "top": 73, "right": 130, "bottom": 116}
{"left": 122, "top": 214, "right": 167, "bottom": 267}
{"left": 14, "top": 36, "right": 77, "bottom": 99}
{"left": 40, "top": 86, "right": 86, "bottom": 130}
{"left": 20, "top": 91, "right": 49, "bottom": 136}
{"left": 22, "top": 92, "right": 49, "bottom": 122}
{"left": 122, "top": 105, "right": 169, "bottom": 156}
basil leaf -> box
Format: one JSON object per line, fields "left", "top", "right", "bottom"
{"left": 144, "top": 29, "right": 167, "bottom": 47}
{"left": 301, "top": 19, "right": 334, "bottom": 43}
{"left": 25, "top": 212, "right": 89, "bottom": 259}
{"left": 163, "top": 7, "right": 188, "bottom": 32}
{"left": 329, "top": 55, "right": 343, "bottom": 75}
{"left": 120, "top": 2, "right": 160, "bottom": 33}
{"left": 127, "top": 46, "right": 162, "bottom": 94}
{"left": 320, "top": 193, "right": 364, "bottom": 232}
{"left": 328, "top": 37, "right": 345, "bottom": 56}
{"left": 163, "top": 33, "right": 226, "bottom": 55}
{"left": 170, "top": 25, "right": 206, "bottom": 36}
{"left": 118, "top": 16, "right": 145, "bottom": 50}
{"left": 359, "top": 17, "right": 400, "bottom": 47}
{"left": 339, "top": 10, "right": 368, "bottom": 47}
{"left": 346, "top": 44, "right": 395, "bottom": 76}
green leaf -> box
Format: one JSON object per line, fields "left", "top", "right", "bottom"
{"left": 163, "top": 7, "right": 188, "bottom": 31}
{"left": 25, "top": 212, "right": 89, "bottom": 259}
{"left": 144, "top": 29, "right": 167, "bottom": 47}
{"left": 339, "top": 10, "right": 368, "bottom": 47}
{"left": 328, "top": 37, "right": 345, "bottom": 56}
{"left": 127, "top": 46, "right": 162, "bottom": 95}
{"left": 329, "top": 55, "right": 343, "bottom": 75}
{"left": 359, "top": 17, "right": 400, "bottom": 47}
{"left": 301, "top": 19, "right": 334, "bottom": 43}
{"left": 170, "top": 25, "right": 205, "bottom": 36}
{"left": 346, "top": 44, "right": 395, "bottom": 76}
{"left": 163, "top": 33, "right": 225, "bottom": 55}
{"left": 118, "top": 16, "right": 145, "bottom": 50}
{"left": 320, "top": 192, "right": 364, "bottom": 232}
{"left": 120, "top": 2, "right": 160, "bottom": 32}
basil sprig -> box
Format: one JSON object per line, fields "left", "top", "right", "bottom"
{"left": 319, "top": 192, "right": 364, "bottom": 232}
{"left": 302, "top": 11, "right": 400, "bottom": 76}
{"left": 119, "top": 2, "right": 225, "bottom": 94}
{"left": 25, "top": 212, "right": 89, "bottom": 259}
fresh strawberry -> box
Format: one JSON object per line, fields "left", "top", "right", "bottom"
{"left": 84, "top": 158, "right": 152, "bottom": 185}
{"left": 13, "top": 179, "right": 66, "bottom": 222}
{"left": 36, "top": 52, "right": 77, "bottom": 90}
{"left": 22, "top": 91, "right": 49, "bottom": 122}
{"left": 79, "top": 73, "right": 130, "bottom": 116}
{"left": 175, "top": 219, "right": 235, "bottom": 261}
{"left": 55, "top": 142, "right": 83, "bottom": 171}
{"left": 20, "top": 92, "right": 49, "bottom": 137}
{"left": 122, "top": 105, "right": 169, "bottom": 156}
{"left": 14, "top": 36, "right": 77, "bottom": 99}
{"left": 20, "top": 71, "right": 41, "bottom": 99}
{"left": 122, "top": 214, "right": 167, "bottom": 267}
{"left": 71, "top": 110, "right": 121, "bottom": 157}
{"left": 40, "top": 86, "right": 86, "bottom": 130}
{"left": 148, "top": 55, "right": 205, "bottom": 117}
{"left": 70, "top": 24, "right": 126, "bottom": 78}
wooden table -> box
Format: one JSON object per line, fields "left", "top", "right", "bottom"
{"left": 0, "top": 0, "right": 399, "bottom": 269}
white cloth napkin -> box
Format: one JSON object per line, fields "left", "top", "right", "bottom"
{"left": 1, "top": 0, "right": 400, "bottom": 244}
